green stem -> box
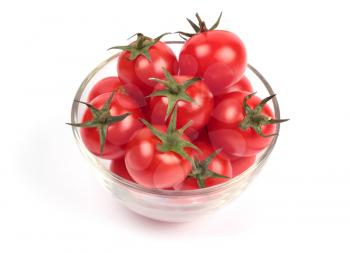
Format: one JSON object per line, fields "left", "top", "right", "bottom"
{"left": 140, "top": 106, "right": 199, "bottom": 162}
{"left": 240, "top": 93, "right": 289, "bottom": 137}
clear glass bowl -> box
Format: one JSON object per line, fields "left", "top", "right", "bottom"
{"left": 70, "top": 42, "right": 281, "bottom": 222}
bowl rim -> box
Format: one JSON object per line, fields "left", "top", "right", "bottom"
{"left": 70, "top": 41, "right": 281, "bottom": 197}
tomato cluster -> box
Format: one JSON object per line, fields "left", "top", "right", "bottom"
{"left": 69, "top": 13, "right": 287, "bottom": 190}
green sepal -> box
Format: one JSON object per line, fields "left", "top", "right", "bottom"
{"left": 73, "top": 100, "right": 100, "bottom": 118}
{"left": 189, "top": 148, "right": 229, "bottom": 188}
{"left": 196, "top": 177, "right": 206, "bottom": 188}
{"left": 140, "top": 106, "right": 199, "bottom": 162}
{"left": 177, "top": 12, "right": 223, "bottom": 38}
{"left": 147, "top": 68, "right": 200, "bottom": 120}
{"left": 67, "top": 92, "right": 131, "bottom": 154}
{"left": 186, "top": 18, "right": 200, "bottom": 32}
{"left": 98, "top": 124, "right": 108, "bottom": 154}
{"left": 108, "top": 33, "right": 170, "bottom": 61}
{"left": 240, "top": 93, "right": 289, "bottom": 137}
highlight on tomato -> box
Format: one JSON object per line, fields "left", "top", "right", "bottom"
{"left": 208, "top": 91, "right": 288, "bottom": 158}
{"left": 109, "top": 33, "right": 179, "bottom": 96}
{"left": 178, "top": 13, "right": 247, "bottom": 95}
{"left": 125, "top": 107, "right": 198, "bottom": 189}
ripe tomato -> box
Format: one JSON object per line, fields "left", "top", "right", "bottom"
{"left": 113, "top": 34, "right": 178, "bottom": 96}
{"left": 125, "top": 107, "right": 197, "bottom": 189}
{"left": 222, "top": 76, "right": 253, "bottom": 94}
{"left": 176, "top": 154, "right": 255, "bottom": 190}
{"left": 87, "top": 77, "right": 123, "bottom": 102}
{"left": 174, "top": 141, "right": 232, "bottom": 190}
{"left": 110, "top": 157, "right": 135, "bottom": 182}
{"left": 179, "top": 30, "right": 246, "bottom": 95}
{"left": 148, "top": 74, "right": 213, "bottom": 139}
{"left": 230, "top": 155, "right": 256, "bottom": 177}
{"left": 87, "top": 76, "right": 146, "bottom": 108}
{"left": 125, "top": 127, "right": 193, "bottom": 189}
{"left": 77, "top": 91, "right": 143, "bottom": 160}
{"left": 208, "top": 91, "right": 278, "bottom": 158}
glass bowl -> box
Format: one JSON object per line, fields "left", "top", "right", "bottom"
{"left": 70, "top": 42, "right": 281, "bottom": 222}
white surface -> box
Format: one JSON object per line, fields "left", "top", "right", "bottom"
{"left": 1, "top": 0, "right": 349, "bottom": 252}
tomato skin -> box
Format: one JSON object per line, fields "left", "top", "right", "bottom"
{"left": 192, "top": 127, "right": 210, "bottom": 142}
{"left": 230, "top": 155, "right": 256, "bottom": 177}
{"left": 125, "top": 127, "right": 193, "bottom": 189}
{"left": 117, "top": 41, "right": 179, "bottom": 96}
{"left": 173, "top": 178, "right": 198, "bottom": 190}
{"left": 148, "top": 76, "right": 213, "bottom": 138}
{"left": 208, "top": 91, "right": 275, "bottom": 158}
{"left": 195, "top": 141, "right": 232, "bottom": 178}
{"left": 87, "top": 76, "right": 146, "bottom": 109}
{"left": 176, "top": 154, "right": 256, "bottom": 190}
{"left": 222, "top": 76, "right": 253, "bottom": 95}
{"left": 179, "top": 30, "right": 247, "bottom": 95}
{"left": 80, "top": 92, "right": 143, "bottom": 160}
{"left": 87, "top": 77, "right": 123, "bottom": 102}
{"left": 173, "top": 141, "right": 233, "bottom": 190}
{"left": 110, "top": 157, "right": 135, "bottom": 182}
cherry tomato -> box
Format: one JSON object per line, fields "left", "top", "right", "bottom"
{"left": 208, "top": 91, "right": 276, "bottom": 158}
{"left": 110, "top": 157, "right": 135, "bottom": 182}
{"left": 116, "top": 34, "right": 178, "bottom": 96}
{"left": 179, "top": 30, "right": 246, "bottom": 95}
{"left": 80, "top": 92, "right": 143, "bottom": 159}
{"left": 125, "top": 127, "right": 193, "bottom": 189}
{"left": 87, "top": 76, "right": 147, "bottom": 109}
{"left": 174, "top": 141, "right": 232, "bottom": 190}
{"left": 230, "top": 155, "right": 256, "bottom": 177}
{"left": 88, "top": 77, "right": 123, "bottom": 102}
{"left": 148, "top": 75, "right": 213, "bottom": 138}
{"left": 222, "top": 76, "right": 253, "bottom": 95}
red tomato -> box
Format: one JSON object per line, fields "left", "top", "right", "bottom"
{"left": 195, "top": 141, "right": 233, "bottom": 179}
{"left": 193, "top": 127, "right": 210, "bottom": 142}
{"left": 80, "top": 92, "right": 143, "bottom": 160}
{"left": 174, "top": 141, "right": 233, "bottom": 190}
{"left": 208, "top": 91, "right": 276, "bottom": 158}
{"left": 177, "top": 154, "right": 256, "bottom": 190}
{"left": 87, "top": 76, "right": 146, "bottom": 108}
{"left": 148, "top": 75, "right": 213, "bottom": 138}
{"left": 230, "top": 155, "right": 256, "bottom": 177}
{"left": 125, "top": 127, "right": 193, "bottom": 189}
{"left": 222, "top": 76, "right": 253, "bottom": 94}
{"left": 117, "top": 35, "right": 178, "bottom": 96}
{"left": 179, "top": 30, "right": 246, "bottom": 95}
{"left": 173, "top": 178, "right": 198, "bottom": 190}
{"left": 87, "top": 77, "right": 123, "bottom": 102}
{"left": 110, "top": 157, "right": 135, "bottom": 182}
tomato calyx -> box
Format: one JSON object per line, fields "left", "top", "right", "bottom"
{"left": 67, "top": 91, "right": 131, "bottom": 153}
{"left": 189, "top": 148, "right": 229, "bottom": 188}
{"left": 240, "top": 93, "right": 289, "bottom": 137}
{"left": 108, "top": 33, "right": 170, "bottom": 61}
{"left": 140, "top": 106, "right": 199, "bottom": 161}
{"left": 147, "top": 68, "right": 201, "bottom": 120}
{"left": 177, "top": 12, "right": 222, "bottom": 39}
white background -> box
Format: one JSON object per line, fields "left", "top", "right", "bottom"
{"left": 1, "top": 0, "right": 349, "bottom": 252}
